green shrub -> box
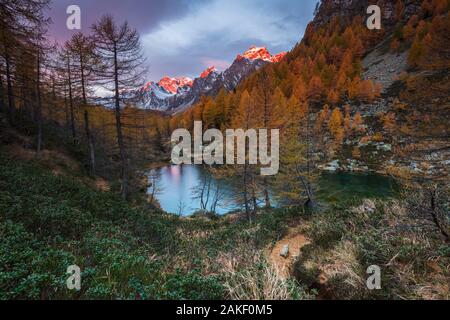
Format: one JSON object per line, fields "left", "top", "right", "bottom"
{"left": 162, "top": 269, "right": 224, "bottom": 300}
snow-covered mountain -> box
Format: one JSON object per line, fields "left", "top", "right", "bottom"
{"left": 137, "top": 46, "right": 287, "bottom": 113}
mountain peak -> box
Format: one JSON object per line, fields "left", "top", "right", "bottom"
{"left": 270, "top": 52, "right": 288, "bottom": 63}
{"left": 236, "top": 46, "right": 287, "bottom": 63}
{"left": 157, "top": 76, "right": 193, "bottom": 94}
{"left": 200, "top": 66, "right": 217, "bottom": 79}
{"left": 239, "top": 46, "right": 272, "bottom": 61}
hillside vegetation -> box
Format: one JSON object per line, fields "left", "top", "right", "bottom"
{"left": 0, "top": 128, "right": 448, "bottom": 299}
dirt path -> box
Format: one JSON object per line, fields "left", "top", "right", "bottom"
{"left": 267, "top": 228, "right": 309, "bottom": 279}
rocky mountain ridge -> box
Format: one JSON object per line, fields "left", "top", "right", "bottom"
{"left": 137, "top": 47, "right": 287, "bottom": 113}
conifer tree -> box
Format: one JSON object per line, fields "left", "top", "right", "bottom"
{"left": 92, "top": 15, "right": 147, "bottom": 199}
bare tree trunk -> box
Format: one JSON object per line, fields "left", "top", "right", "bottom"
{"left": 49, "top": 77, "right": 56, "bottom": 120}
{"left": 263, "top": 184, "right": 270, "bottom": 208}
{"left": 84, "top": 110, "right": 96, "bottom": 177}
{"left": 67, "top": 57, "right": 76, "bottom": 139}
{"left": 243, "top": 162, "right": 251, "bottom": 221}
{"left": 113, "top": 44, "right": 128, "bottom": 200}
{"left": 262, "top": 87, "right": 271, "bottom": 208}
{"left": 251, "top": 183, "right": 258, "bottom": 218}
{"left": 79, "top": 50, "right": 87, "bottom": 105}
{"left": 210, "top": 184, "right": 221, "bottom": 214}
{"left": 0, "top": 73, "right": 4, "bottom": 114}
{"left": 4, "top": 48, "right": 15, "bottom": 125}
{"left": 204, "top": 174, "right": 211, "bottom": 211}
{"left": 36, "top": 53, "right": 43, "bottom": 156}
{"left": 64, "top": 87, "right": 70, "bottom": 130}
{"left": 199, "top": 175, "right": 207, "bottom": 210}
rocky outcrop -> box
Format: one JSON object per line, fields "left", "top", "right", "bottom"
{"left": 309, "top": 0, "right": 422, "bottom": 32}
{"left": 362, "top": 38, "right": 409, "bottom": 94}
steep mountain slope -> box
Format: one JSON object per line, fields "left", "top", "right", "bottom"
{"left": 310, "top": 0, "right": 422, "bottom": 30}
{"left": 137, "top": 47, "right": 287, "bottom": 113}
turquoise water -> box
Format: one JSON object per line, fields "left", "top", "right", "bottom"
{"left": 317, "top": 172, "right": 397, "bottom": 203}
{"left": 148, "top": 165, "right": 397, "bottom": 216}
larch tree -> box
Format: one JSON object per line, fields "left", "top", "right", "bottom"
{"left": 327, "top": 89, "right": 340, "bottom": 106}
{"left": 65, "top": 32, "right": 97, "bottom": 105}
{"left": 408, "top": 36, "right": 426, "bottom": 67}
{"left": 92, "top": 15, "right": 147, "bottom": 199}
{"left": 0, "top": 0, "right": 50, "bottom": 125}
{"left": 33, "top": 20, "right": 52, "bottom": 156}
{"left": 382, "top": 112, "right": 397, "bottom": 135}
{"left": 390, "top": 38, "right": 400, "bottom": 54}
{"left": 228, "top": 90, "right": 260, "bottom": 221}
{"left": 57, "top": 48, "right": 77, "bottom": 139}
{"left": 252, "top": 74, "right": 275, "bottom": 208}
{"left": 352, "top": 112, "right": 364, "bottom": 133}
{"left": 358, "top": 80, "right": 376, "bottom": 103}
{"left": 307, "top": 75, "right": 324, "bottom": 104}
{"left": 328, "top": 107, "right": 344, "bottom": 150}
{"left": 347, "top": 76, "right": 361, "bottom": 101}
{"left": 395, "top": 0, "right": 405, "bottom": 23}
{"left": 343, "top": 104, "right": 352, "bottom": 136}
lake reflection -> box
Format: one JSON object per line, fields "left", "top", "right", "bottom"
{"left": 148, "top": 165, "right": 236, "bottom": 215}
{"left": 148, "top": 165, "right": 397, "bottom": 216}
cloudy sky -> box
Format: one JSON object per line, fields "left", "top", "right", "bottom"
{"left": 48, "top": 0, "right": 318, "bottom": 81}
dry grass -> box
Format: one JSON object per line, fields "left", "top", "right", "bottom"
{"left": 200, "top": 237, "right": 311, "bottom": 300}
{"left": 218, "top": 251, "right": 303, "bottom": 300}
{"left": 321, "top": 241, "right": 365, "bottom": 290}
{"left": 94, "top": 177, "right": 111, "bottom": 192}
{"left": 291, "top": 199, "right": 449, "bottom": 299}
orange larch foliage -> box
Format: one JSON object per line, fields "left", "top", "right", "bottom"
{"left": 328, "top": 107, "right": 344, "bottom": 145}
{"left": 352, "top": 147, "right": 361, "bottom": 159}
{"left": 307, "top": 75, "right": 324, "bottom": 103}
{"left": 315, "top": 104, "right": 330, "bottom": 132}
{"left": 395, "top": 0, "right": 405, "bottom": 22}
{"left": 352, "top": 112, "right": 365, "bottom": 133}
{"left": 327, "top": 89, "right": 340, "bottom": 105}
{"left": 382, "top": 112, "right": 397, "bottom": 134}
{"left": 347, "top": 76, "right": 361, "bottom": 100}
{"left": 390, "top": 38, "right": 400, "bottom": 53}
{"left": 343, "top": 104, "right": 352, "bottom": 135}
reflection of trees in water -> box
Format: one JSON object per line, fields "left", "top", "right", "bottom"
{"left": 192, "top": 166, "right": 227, "bottom": 214}
{"left": 147, "top": 170, "right": 163, "bottom": 205}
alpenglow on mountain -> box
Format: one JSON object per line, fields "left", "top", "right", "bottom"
{"left": 137, "top": 47, "right": 287, "bottom": 113}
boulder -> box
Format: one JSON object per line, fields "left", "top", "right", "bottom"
{"left": 323, "top": 160, "right": 340, "bottom": 172}
{"left": 280, "top": 245, "right": 289, "bottom": 258}
{"left": 376, "top": 143, "right": 392, "bottom": 152}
